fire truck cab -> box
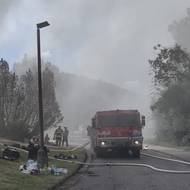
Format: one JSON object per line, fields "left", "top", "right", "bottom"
{"left": 88, "top": 110, "right": 145, "bottom": 158}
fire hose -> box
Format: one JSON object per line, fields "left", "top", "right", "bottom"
{"left": 49, "top": 156, "right": 190, "bottom": 174}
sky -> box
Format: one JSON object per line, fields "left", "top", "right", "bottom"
{"left": 1, "top": 0, "right": 190, "bottom": 100}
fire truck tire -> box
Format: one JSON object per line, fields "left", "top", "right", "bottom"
{"left": 133, "top": 149, "right": 140, "bottom": 158}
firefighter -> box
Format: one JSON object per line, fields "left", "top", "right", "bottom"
{"left": 62, "top": 127, "right": 69, "bottom": 147}
{"left": 44, "top": 134, "right": 50, "bottom": 145}
{"left": 27, "top": 141, "right": 39, "bottom": 160}
{"left": 53, "top": 126, "right": 63, "bottom": 147}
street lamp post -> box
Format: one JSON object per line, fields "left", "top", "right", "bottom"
{"left": 36, "top": 21, "right": 50, "bottom": 168}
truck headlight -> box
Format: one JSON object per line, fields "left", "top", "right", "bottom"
{"left": 134, "top": 140, "right": 139, "bottom": 145}
{"left": 101, "top": 141, "right": 105, "bottom": 146}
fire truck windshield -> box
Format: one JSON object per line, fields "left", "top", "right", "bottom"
{"left": 97, "top": 114, "right": 140, "bottom": 127}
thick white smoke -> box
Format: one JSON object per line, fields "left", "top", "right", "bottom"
{"left": 1, "top": 0, "right": 190, "bottom": 141}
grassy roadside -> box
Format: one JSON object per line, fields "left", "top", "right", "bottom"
{"left": 0, "top": 144, "right": 86, "bottom": 190}
{"left": 144, "top": 138, "right": 177, "bottom": 147}
{"left": 144, "top": 138, "right": 190, "bottom": 151}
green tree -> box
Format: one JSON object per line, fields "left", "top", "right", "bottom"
{"left": 0, "top": 58, "right": 63, "bottom": 141}
{"left": 42, "top": 66, "right": 63, "bottom": 131}
{"left": 149, "top": 44, "right": 190, "bottom": 87}
{"left": 0, "top": 59, "right": 29, "bottom": 140}
{"left": 19, "top": 65, "right": 63, "bottom": 136}
{"left": 149, "top": 44, "right": 190, "bottom": 144}
{"left": 169, "top": 8, "right": 190, "bottom": 51}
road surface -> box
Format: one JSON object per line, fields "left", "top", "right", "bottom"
{"left": 56, "top": 147, "right": 190, "bottom": 190}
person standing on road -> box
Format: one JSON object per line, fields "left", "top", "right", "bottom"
{"left": 63, "top": 127, "right": 69, "bottom": 147}
{"left": 53, "top": 126, "right": 63, "bottom": 147}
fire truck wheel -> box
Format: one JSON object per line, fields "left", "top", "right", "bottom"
{"left": 132, "top": 149, "right": 140, "bottom": 158}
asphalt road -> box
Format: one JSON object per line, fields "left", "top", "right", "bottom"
{"left": 57, "top": 149, "right": 190, "bottom": 190}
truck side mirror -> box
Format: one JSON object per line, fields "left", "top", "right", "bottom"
{"left": 141, "top": 116, "right": 145, "bottom": 127}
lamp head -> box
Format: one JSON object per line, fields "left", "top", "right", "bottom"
{"left": 37, "top": 21, "right": 50, "bottom": 29}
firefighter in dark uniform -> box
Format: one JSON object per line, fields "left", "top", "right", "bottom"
{"left": 62, "top": 127, "right": 69, "bottom": 147}
{"left": 44, "top": 134, "right": 50, "bottom": 145}
{"left": 54, "top": 126, "right": 63, "bottom": 147}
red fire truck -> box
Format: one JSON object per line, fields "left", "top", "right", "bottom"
{"left": 88, "top": 110, "right": 145, "bottom": 157}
